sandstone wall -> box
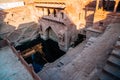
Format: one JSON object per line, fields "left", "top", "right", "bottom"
{"left": 0, "top": 6, "right": 35, "bottom": 38}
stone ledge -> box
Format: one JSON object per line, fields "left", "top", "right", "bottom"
{"left": 86, "top": 27, "right": 103, "bottom": 33}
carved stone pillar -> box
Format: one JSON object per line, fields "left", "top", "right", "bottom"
{"left": 96, "top": 0, "right": 100, "bottom": 11}
{"left": 114, "top": 0, "right": 120, "bottom": 12}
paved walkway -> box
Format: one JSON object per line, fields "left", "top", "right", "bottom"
{"left": 0, "top": 46, "right": 34, "bottom": 80}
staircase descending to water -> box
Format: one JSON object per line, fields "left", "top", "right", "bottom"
{"left": 99, "top": 36, "right": 120, "bottom": 80}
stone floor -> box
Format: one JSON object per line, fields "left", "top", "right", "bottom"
{"left": 0, "top": 46, "right": 34, "bottom": 80}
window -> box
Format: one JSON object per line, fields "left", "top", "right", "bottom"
{"left": 48, "top": 9, "right": 50, "bottom": 16}
{"left": 11, "top": 14, "right": 13, "bottom": 17}
{"left": 42, "top": 8, "right": 44, "bottom": 11}
{"left": 103, "top": 1, "right": 115, "bottom": 12}
{"left": 54, "top": 9, "right": 57, "bottom": 17}
{"left": 61, "top": 12, "right": 64, "bottom": 19}
{"left": 99, "top": 22, "right": 103, "bottom": 26}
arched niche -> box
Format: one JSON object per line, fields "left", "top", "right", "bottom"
{"left": 45, "top": 27, "right": 58, "bottom": 42}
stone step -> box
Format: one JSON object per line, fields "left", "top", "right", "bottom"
{"left": 103, "top": 64, "right": 120, "bottom": 79}
{"left": 116, "top": 41, "right": 120, "bottom": 45}
{"left": 115, "top": 41, "right": 120, "bottom": 49}
{"left": 112, "top": 49, "right": 120, "bottom": 58}
{"left": 118, "top": 36, "right": 120, "bottom": 41}
{"left": 107, "top": 55, "right": 120, "bottom": 67}
{"left": 99, "top": 71, "right": 114, "bottom": 80}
